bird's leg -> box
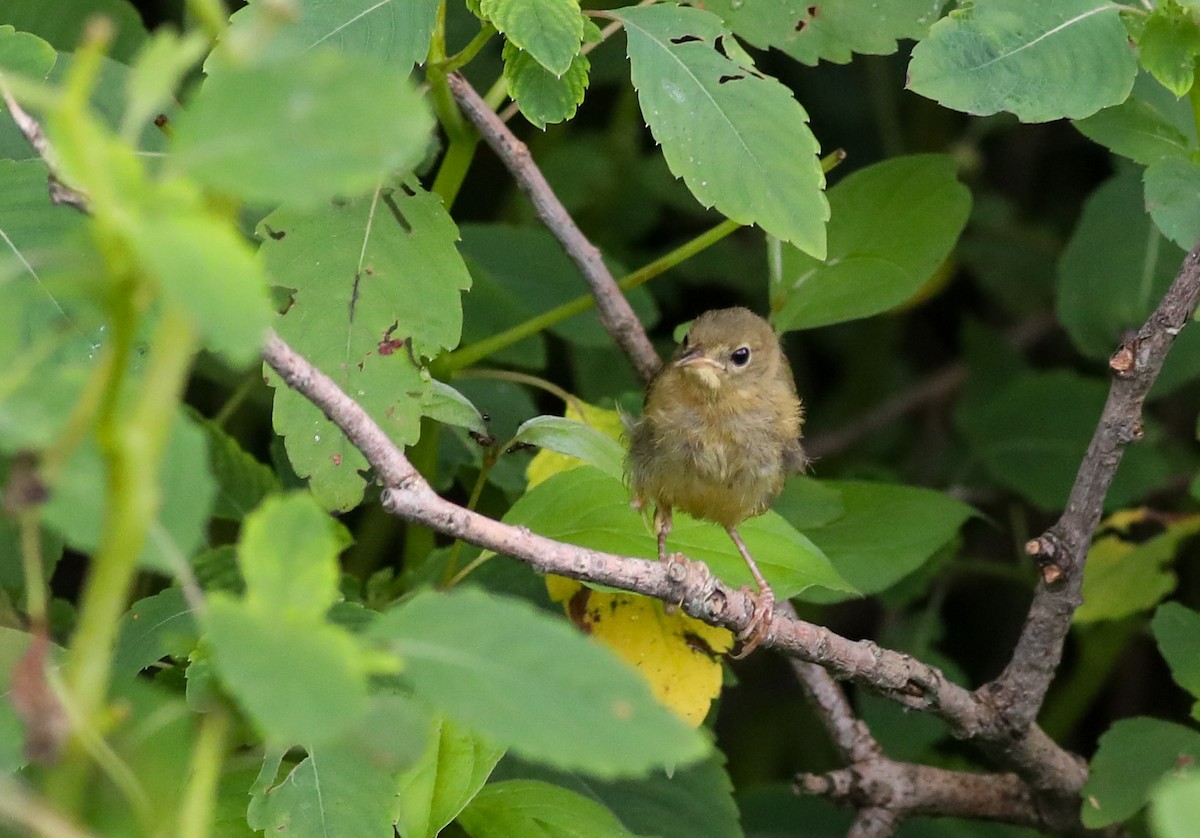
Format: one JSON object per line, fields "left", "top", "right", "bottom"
{"left": 655, "top": 506, "right": 687, "bottom": 614}
{"left": 726, "top": 526, "right": 775, "bottom": 659}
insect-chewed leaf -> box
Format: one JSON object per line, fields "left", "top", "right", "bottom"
{"left": 616, "top": 5, "right": 828, "bottom": 257}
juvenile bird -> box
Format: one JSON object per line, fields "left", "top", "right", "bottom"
{"left": 627, "top": 307, "right": 806, "bottom": 656}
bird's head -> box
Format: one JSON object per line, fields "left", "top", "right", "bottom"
{"left": 670, "top": 307, "right": 784, "bottom": 394}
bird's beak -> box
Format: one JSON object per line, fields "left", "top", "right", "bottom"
{"left": 673, "top": 347, "right": 723, "bottom": 371}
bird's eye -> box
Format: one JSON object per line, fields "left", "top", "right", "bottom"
{"left": 682, "top": 333, "right": 690, "bottom": 347}
{"left": 730, "top": 346, "right": 751, "bottom": 367}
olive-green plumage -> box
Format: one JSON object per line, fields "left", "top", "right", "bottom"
{"left": 626, "top": 307, "right": 805, "bottom": 655}
{"left": 628, "top": 307, "right": 806, "bottom": 530}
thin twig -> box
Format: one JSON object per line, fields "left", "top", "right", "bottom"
{"left": 981, "top": 243, "right": 1200, "bottom": 732}
{"left": 445, "top": 72, "right": 661, "bottom": 383}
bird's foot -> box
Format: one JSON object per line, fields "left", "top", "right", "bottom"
{"left": 662, "top": 552, "right": 689, "bottom": 614}
{"left": 730, "top": 586, "right": 776, "bottom": 659}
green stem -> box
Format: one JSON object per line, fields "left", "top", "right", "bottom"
{"left": 48, "top": 304, "right": 199, "bottom": 810}
{"left": 442, "top": 448, "right": 498, "bottom": 586}
{"left": 212, "top": 371, "right": 258, "bottom": 429}
{"left": 437, "top": 218, "right": 743, "bottom": 374}
{"left": 177, "top": 710, "right": 230, "bottom": 838}
{"left": 437, "top": 23, "right": 496, "bottom": 74}
{"left": 425, "top": 1, "right": 479, "bottom": 207}
{"left": 401, "top": 419, "right": 441, "bottom": 572}
{"left": 453, "top": 368, "right": 586, "bottom": 416}
{"left": 431, "top": 135, "right": 479, "bottom": 209}
{"left": 19, "top": 511, "right": 47, "bottom": 624}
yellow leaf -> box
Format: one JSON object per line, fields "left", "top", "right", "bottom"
{"left": 526, "top": 400, "right": 626, "bottom": 488}
{"left": 547, "top": 575, "right": 733, "bottom": 726}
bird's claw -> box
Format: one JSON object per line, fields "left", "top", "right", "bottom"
{"left": 731, "top": 586, "right": 775, "bottom": 659}
{"left": 662, "top": 552, "right": 689, "bottom": 614}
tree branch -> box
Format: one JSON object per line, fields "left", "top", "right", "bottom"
{"left": 796, "top": 762, "right": 1050, "bottom": 832}
{"left": 445, "top": 72, "right": 661, "bottom": 383}
{"left": 260, "top": 330, "right": 1088, "bottom": 813}
{"left": 981, "top": 243, "right": 1200, "bottom": 732}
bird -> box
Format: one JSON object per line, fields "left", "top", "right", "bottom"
{"left": 627, "top": 307, "right": 807, "bottom": 657}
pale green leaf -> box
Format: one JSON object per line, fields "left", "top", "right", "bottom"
{"left": 458, "top": 780, "right": 635, "bottom": 838}
{"left": 261, "top": 181, "right": 470, "bottom": 511}
{"left": 370, "top": 587, "right": 709, "bottom": 775}
{"left": 113, "top": 588, "right": 199, "bottom": 677}
{"left": 706, "top": 0, "right": 942, "bottom": 66}
{"left": 1082, "top": 717, "right": 1200, "bottom": 828}
{"left": 248, "top": 743, "right": 398, "bottom": 838}
{"left": 510, "top": 416, "right": 625, "bottom": 483}
{"left": 481, "top": 0, "right": 583, "bottom": 76}
{"left": 502, "top": 466, "right": 854, "bottom": 599}
{"left": 1146, "top": 156, "right": 1200, "bottom": 249}
{"left": 173, "top": 52, "right": 433, "bottom": 206}
{"left": 423, "top": 380, "right": 488, "bottom": 434}
{"left": 1151, "top": 769, "right": 1200, "bottom": 838}
{"left": 1074, "top": 97, "right": 1193, "bottom": 166}
{"left": 238, "top": 493, "right": 350, "bottom": 619}
{"left": 1152, "top": 602, "right": 1200, "bottom": 701}
{"left": 219, "top": 0, "right": 440, "bottom": 70}
{"left": 908, "top": 0, "right": 1136, "bottom": 122}
{"left": 122, "top": 29, "right": 208, "bottom": 140}
{"left": 131, "top": 211, "right": 273, "bottom": 367}
{"left": 617, "top": 4, "right": 828, "bottom": 257}
{"left": 772, "top": 154, "right": 970, "bottom": 331}
{"left": 503, "top": 41, "right": 589, "bottom": 130}
{"left": 397, "top": 716, "right": 505, "bottom": 838}
{"left": 778, "top": 480, "right": 974, "bottom": 603}
{"left": 1075, "top": 520, "right": 1186, "bottom": 623}
{"left": 42, "top": 412, "right": 217, "bottom": 574}
{"left": 205, "top": 595, "right": 371, "bottom": 746}
{"left": 1139, "top": 2, "right": 1200, "bottom": 98}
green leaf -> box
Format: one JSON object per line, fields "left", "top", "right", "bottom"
{"left": 1075, "top": 517, "right": 1194, "bottom": 623}
{"left": 907, "top": 0, "right": 1136, "bottom": 122}
{"left": 1, "top": 0, "right": 147, "bottom": 63}
{"left": 220, "top": 0, "right": 440, "bottom": 71}
{"left": 778, "top": 480, "right": 974, "bottom": 603}
{"left": 248, "top": 742, "right": 398, "bottom": 838}
{"left": 0, "top": 23, "right": 56, "bottom": 77}
{"left": 1074, "top": 97, "right": 1194, "bottom": 166}
{"left": 1082, "top": 717, "right": 1200, "bottom": 828}
{"left": 1058, "top": 167, "right": 1186, "bottom": 358}
{"left": 113, "top": 588, "right": 198, "bottom": 677}
{"left": 771, "top": 154, "right": 971, "bottom": 331}
{"left": 262, "top": 181, "right": 470, "bottom": 511}
{"left": 503, "top": 41, "right": 589, "bottom": 130}
{"left": 370, "top": 587, "right": 709, "bottom": 775}
{"left": 187, "top": 410, "right": 280, "bottom": 522}
{"left": 173, "top": 52, "right": 433, "bottom": 207}
{"left": 1152, "top": 602, "right": 1200, "bottom": 704}
{"left": 42, "top": 411, "right": 217, "bottom": 574}
{"left": 706, "top": 0, "right": 941, "bottom": 66}
{"left": 1150, "top": 769, "right": 1200, "bottom": 838}
{"left": 205, "top": 595, "right": 371, "bottom": 746}
{"left": 493, "top": 753, "right": 741, "bottom": 838}
{"left": 1146, "top": 156, "right": 1200, "bottom": 250}
{"left": 480, "top": 0, "right": 583, "bottom": 76}
{"left": 239, "top": 493, "right": 350, "bottom": 619}
{"left": 458, "top": 780, "right": 635, "bottom": 838}
{"left": 122, "top": 29, "right": 208, "bottom": 141}
{"left": 510, "top": 416, "right": 625, "bottom": 483}
{"left": 616, "top": 4, "right": 828, "bottom": 257}
{"left": 397, "top": 715, "right": 505, "bottom": 838}
{"left": 130, "top": 211, "right": 273, "bottom": 367}
{"left": 423, "top": 380, "right": 488, "bottom": 435}
{"left": 502, "top": 467, "right": 854, "bottom": 599}
{"left": 1139, "top": 1, "right": 1200, "bottom": 98}
{"left": 955, "top": 370, "right": 1172, "bottom": 511}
